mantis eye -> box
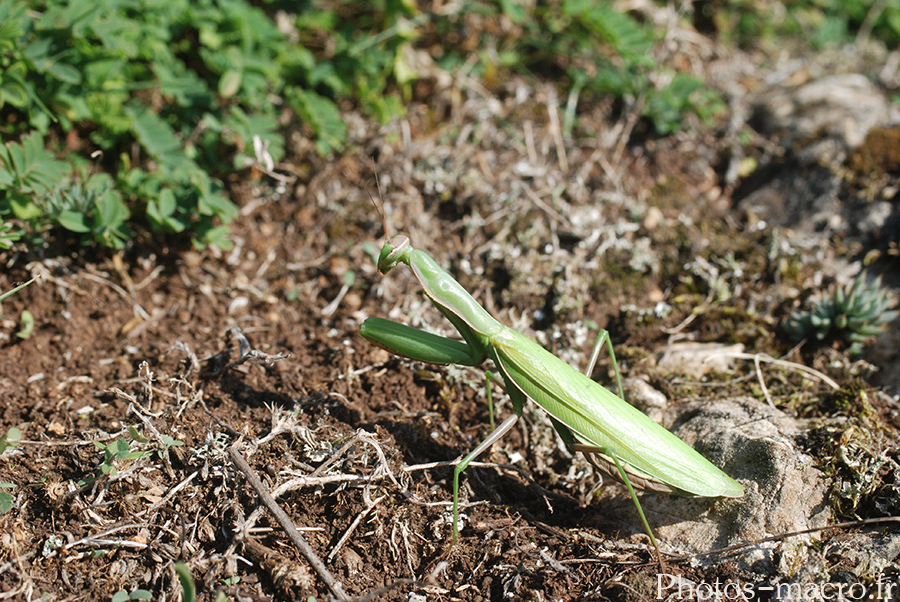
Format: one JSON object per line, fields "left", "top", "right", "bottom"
{"left": 386, "top": 235, "right": 409, "bottom": 260}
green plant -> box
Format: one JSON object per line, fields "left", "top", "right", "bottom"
{"left": 2, "top": 0, "right": 724, "bottom": 253}
{"left": 0, "top": 0, "right": 291, "bottom": 249}
{"left": 16, "top": 309, "right": 33, "bottom": 339}
{"left": 174, "top": 563, "right": 196, "bottom": 602}
{"left": 39, "top": 173, "right": 131, "bottom": 249}
{"left": 176, "top": 563, "right": 229, "bottom": 602}
{"left": 783, "top": 274, "right": 899, "bottom": 356}
{"left": 0, "top": 0, "right": 424, "bottom": 250}
{"left": 0, "top": 483, "right": 14, "bottom": 514}
{"left": 127, "top": 425, "right": 184, "bottom": 461}
{"left": 0, "top": 426, "right": 21, "bottom": 455}
{"left": 0, "top": 221, "right": 21, "bottom": 249}
{"left": 0, "top": 132, "right": 71, "bottom": 216}
{"left": 441, "top": 0, "right": 724, "bottom": 135}
{"left": 711, "top": 0, "right": 900, "bottom": 50}
{"left": 76, "top": 427, "right": 182, "bottom": 487}
{"left": 0, "top": 427, "right": 21, "bottom": 515}
{"left": 0, "top": 133, "right": 132, "bottom": 248}
{"left": 0, "top": 276, "right": 36, "bottom": 303}
{"left": 77, "top": 438, "right": 143, "bottom": 487}
{"left": 111, "top": 589, "right": 152, "bottom": 602}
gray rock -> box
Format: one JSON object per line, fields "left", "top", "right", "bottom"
{"left": 752, "top": 74, "right": 890, "bottom": 152}
{"left": 649, "top": 397, "right": 831, "bottom": 575}
{"left": 736, "top": 159, "right": 843, "bottom": 233}
{"left": 738, "top": 74, "right": 893, "bottom": 235}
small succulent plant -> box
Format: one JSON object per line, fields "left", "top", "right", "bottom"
{"left": 783, "top": 274, "right": 899, "bottom": 356}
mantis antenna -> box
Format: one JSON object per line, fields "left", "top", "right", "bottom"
{"left": 367, "top": 168, "right": 390, "bottom": 240}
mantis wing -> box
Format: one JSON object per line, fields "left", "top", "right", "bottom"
{"left": 490, "top": 328, "right": 743, "bottom": 498}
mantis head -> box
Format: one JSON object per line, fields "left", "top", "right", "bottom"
{"left": 377, "top": 234, "right": 411, "bottom": 274}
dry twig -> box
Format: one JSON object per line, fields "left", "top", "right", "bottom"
{"left": 228, "top": 443, "right": 349, "bottom": 600}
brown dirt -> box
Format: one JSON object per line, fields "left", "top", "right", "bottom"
{"left": 1, "top": 60, "right": 898, "bottom": 602}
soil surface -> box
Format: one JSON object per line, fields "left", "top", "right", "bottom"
{"left": 3, "top": 28, "right": 900, "bottom": 602}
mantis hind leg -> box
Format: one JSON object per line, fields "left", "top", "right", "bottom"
{"left": 553, "top": 422, "right": 663, "bottom": 557}
{"left": 583, "top": 329, "right": 663, "bottom": 560}
{"left": 610, "top": 453, "right": 661, "bottom": 559}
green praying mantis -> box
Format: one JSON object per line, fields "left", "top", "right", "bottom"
{"left": 359, "top": 201, "right": 743, "bottom": 553}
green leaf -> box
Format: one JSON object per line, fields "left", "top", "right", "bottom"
{"left": 57, "top": 210, "right": 91, "bottom": 233}
{"left": 154, "top": 65, "right": 213, "bottom": 107}
{"left": 21, "top": 37, "right": 82, "bottom": 84}
{"left": 0, "top": 222, "right": 22, "bottom": 249}
{"left": 219, "top": 70, "right": 242, "bottom": 98}
{"left": 0, "top": 132, "right": 70, "bottom": 196}
{"left": 814, "top": 15, "right": 848, "bottom": 48}
{"left": 128, "top": 426, "right": 149, "bottom": 443}
{"left": 225, "top": 108, "right": 284, "bottom": 165}
{"left": 113, "top": 439, "right": 131, "bottom": 459}
{"left": 0, "top": 491, "right": 15, "bottom": 514}
{"left": 17, "top": 310, "right": 33, "bottom": 340}
{"left": 147, "top": 187, "right": 185, "bottom": 232}
{"left": 645, "top": 73, "right": 706, "bottom": 134}
{"left": 6, "top": 195, "right": 41, "bottom": 221}
{"left": 46, "top": 61, "right": 82, "bottom": 85}
{"left": 95, "top": 189, "right": 130, "bottom": 230}
{"left": 160, "top": 435, "right": 183, "bottom": 448}
{"left": 499, "top": 0, "right": 527, "bottom": 24}
{"left": 126, "top": 105, "right": 184, "bottom": 167}
{"left": 192, "top": 223, "right": 233, "bottom": 250}
{"left": 285, "top": 87, "right": 347, "bottom": 155}
{"left": 563, "top": 0, "right": 653, "bottom": 60}
{"left": 0, "top": 79, "right": 28, "bottom": 107}
{"left": 0, "top": 427, "right": 21, "bottom": 454}
{"left": 21, "top": 37, "right": 53, "bottom": 65}
{"left": 0, "top": 1, "right": 28, "bottom": 51}
{"left": 111, "top": 591, "right": 130, "bottom": 602}
{"left": 197, "top": 191, "right": 237, "bottom": 221}
{"left": 175, "top": 563, "right": 196, "bottom": 602}
{"left": 122, "top": 450, "right": 148, "bottom": 461}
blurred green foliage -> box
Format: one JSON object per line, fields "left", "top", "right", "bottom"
{"left": 702, "top": 0, "right": 900, "bottom": 49}
{"left": 6, "top": 0, "right": 882, "bottom": 253}
{"left": 458, "top": 0, "right": 725, "bottom": 135}
{"left": 0, "top": 0, "right": 421, "bottom": 250}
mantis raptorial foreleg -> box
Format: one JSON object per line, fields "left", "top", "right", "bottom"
{"left": 363, "top": 317, "right": 517, "bottom": 532}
